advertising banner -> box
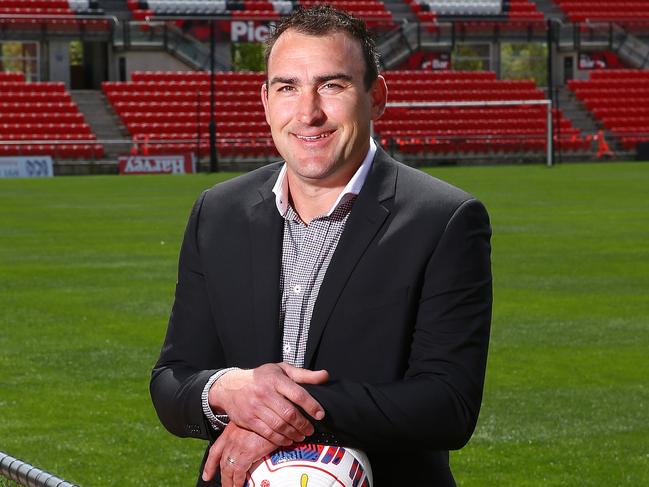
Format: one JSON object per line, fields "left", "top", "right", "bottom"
{"left": 578, "top": 51, "right": 622, "bottom": 70}
{"left": 405, "top": 52, "right": 451, "bottom": 70}
{"left": 174, "top": 19, "right": 275, "bottom": 43}
{"left": 118, "top": 154, "right": 196, "bottom": 175}
{"left": 0, "top": 156, "right": 54, "bottom": 178}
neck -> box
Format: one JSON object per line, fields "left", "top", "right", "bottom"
{"left": 287, "top": 164, "right": 359, "bottom": 224}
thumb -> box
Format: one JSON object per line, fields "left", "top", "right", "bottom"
{"left": 278, "top": 363, "right": 329, "bottom": 385}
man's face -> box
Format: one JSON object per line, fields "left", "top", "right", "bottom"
{"left": 262, "top": 30, "right": 387, "bottom": 186}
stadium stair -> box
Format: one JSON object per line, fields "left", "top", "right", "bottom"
{"left": 382, "top": 0, "right": 418, "bottom": 23}
{"left": 377, "top": 1, "right": 447, "bottom": 70}
{"left": 568, "top": 69, "right": 649, "bottom": 154}
{"left": 556, "top": 87, "right": 600, "bottom": 135}
{"left": 554, "top": 86, "right": 610, "bottom": 157}
{"left": 378, "top": 22, "right": 442, "bottom": 70}
{"left": 531, "top": 0, "right": 565, "bottom": 22}
{"left": 96, "top": 0, "right": 131, "bottom": 20}
{"left": 612, "top": 29, "right": 649, "bottom": 70}
{"left": 68, "top": 90, "right": 131, "bottom": 160}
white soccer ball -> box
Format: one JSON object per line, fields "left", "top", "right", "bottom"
{"left": 245, "top": 443, "right": 372, "bottom": 487}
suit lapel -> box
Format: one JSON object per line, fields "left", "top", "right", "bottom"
{"left": 248, "top": 170, "right": 283, "bottom": 364}
{"left": 303, "top": 149, "right": 398, "bottom": 367}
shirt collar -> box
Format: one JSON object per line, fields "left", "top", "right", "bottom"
{"left": 272, "top": 138, "right": 377, "bottom": 217}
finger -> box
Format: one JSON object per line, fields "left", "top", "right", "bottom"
{"left": 220, "top": 454, "right": 234, "bottom": 487}
{"left": 265, "top": 394, "right": 317, "bottom": 436}
{"left": 274, "top": 379, "right": 325, "bottom": 421}
{"left": 202, "top": 440, "right": 225, "bottom": 481}
{"left": 278, "top": 363, "right": 329, "bottom": 385}
{"left": 248, "top": 412, "right": 305, "bottom": 446}
{"left": 221, "top": 453, "right": 249, "bottom": 487}
{"left": 233, "top": 462, "right": 250, "bottom": 487}
{"left": 229, "top": 397, "right": 302, "bottom": 444}
{"left": 253, "top": 408, "right": 307, "bottom": 444}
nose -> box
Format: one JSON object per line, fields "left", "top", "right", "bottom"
{"left": 296, "top": 90, "right": 325, "bottom": 126}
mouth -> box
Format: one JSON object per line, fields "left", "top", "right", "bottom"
{"left": 293, "top": 130, "right": 335, "bottom": 142}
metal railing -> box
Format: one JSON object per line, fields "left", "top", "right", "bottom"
{"left": 0, "top": 14, "right": 116, "bottom": 41}
{"left": 0, "top": 451, "right": 78, "bottom": 487}
{"left": 114, "top": 20, "right": 230, "bottom": 71}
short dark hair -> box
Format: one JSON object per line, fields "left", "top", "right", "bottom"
{"left": 264, "top": 6, "right": 380, "bottom": 90}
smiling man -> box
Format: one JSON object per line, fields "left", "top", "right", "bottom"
{"left": 151, "top": 6, "right": 492, "bottom": 487}
{"left": 260, "top": 26, "right": 387, "bottom": 224}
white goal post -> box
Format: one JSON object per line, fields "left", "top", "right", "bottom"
{"left": 381, "top": 99, "right": 554, "bottom": 167}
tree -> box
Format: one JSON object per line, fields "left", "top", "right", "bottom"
{"left": 501, "top": 42, "right": 548, "bottom": 86}
{"left": 232, "top": 43, "right": 265, "bottom": 72}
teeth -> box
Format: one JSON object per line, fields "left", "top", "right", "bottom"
{"left": 297, "top": 132, "right": 330, "bottom": 141}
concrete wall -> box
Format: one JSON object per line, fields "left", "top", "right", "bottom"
{"left": 119, "top": 51, "right": 192, "bottom": 80}
{"left": 48, "top": 41, "right": 71, "bottom": 88}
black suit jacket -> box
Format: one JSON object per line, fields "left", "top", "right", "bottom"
{"left": 151, "top": 148, "right": 492, "bottom": 486}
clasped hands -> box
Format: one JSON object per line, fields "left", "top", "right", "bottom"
{"left": 202, "top": 362, "right": 329, "bottom": 486}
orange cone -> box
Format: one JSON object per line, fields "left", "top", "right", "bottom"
{"left": 596, "top": 130, "right": 612, "bottom": 158}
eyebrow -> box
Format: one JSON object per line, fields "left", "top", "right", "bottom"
{"left": 315, "top": 73, "right": 353, "bottom": 84}
{"left": 269, "top": 76, "right": 298, "bottom": 86}
{"left": 269, "top": 73, "right": 353, "bottom": 87}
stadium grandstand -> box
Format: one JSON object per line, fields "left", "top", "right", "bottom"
{"left": 0, "top": 0, "right": 648, "bottom": 178}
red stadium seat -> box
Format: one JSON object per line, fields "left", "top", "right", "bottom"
{"left": 104, "top": 70, "right": 278, "bottom": 158}
{"left": 0, "top": 79, "right": 103, "bottom": 159}
{"left": 569, "top": 69, "right": 649, "bottom": 149}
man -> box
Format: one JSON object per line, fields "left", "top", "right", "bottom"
{"left": 151, "top": 6, "right": 492, "bottom": 487}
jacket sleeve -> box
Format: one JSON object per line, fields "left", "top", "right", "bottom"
{"left": 304, "top": 198, "right": 492, "bottom": 451}
{"left": 150, "top": 191, "right": 224, "bottom": 442}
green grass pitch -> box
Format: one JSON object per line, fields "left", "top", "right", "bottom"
{"left": 1, "top": 162, "right": 648, "bottom": 486}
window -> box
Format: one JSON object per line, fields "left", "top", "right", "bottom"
{"left": 452, "top": 44, "right": 491, "bottom": 71}
{"left": 0, "top": 42, "right": 40, "bottom": 81}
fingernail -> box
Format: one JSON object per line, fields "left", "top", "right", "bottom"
{"left": 202, "top": 472, "right": 207, "bottom": 481}
{"left": 315, "top": 410, "right": 324, "bottom": 420}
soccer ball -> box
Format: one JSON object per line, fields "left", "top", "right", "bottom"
{"left": 245, "top": 443, "right": 372, "bottom": 487}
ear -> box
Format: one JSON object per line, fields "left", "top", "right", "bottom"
{"left": 261, "top": 81, "right": 271, "bottom": 125}
{"left": 369, "top": 75, "right": 388, "bottom": 122}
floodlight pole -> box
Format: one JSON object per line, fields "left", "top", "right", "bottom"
{"left": 196, "top": 90, "right": 201, "bottom": 166}
{"left": 547, "top": 19, "right": 556, "bottom": 167}
{"left": 209, "top": 18, "right": 219, "bottom": 172}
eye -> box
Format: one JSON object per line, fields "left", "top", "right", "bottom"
{"left": 320, "top": 82, "right": 345, "bottom": 94}
{"left": 276, "top": 85, "right": 294, "bottom": 93}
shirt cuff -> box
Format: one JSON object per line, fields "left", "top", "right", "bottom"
{"left": 201, "top": 367, "right": 240, "bottom": 431}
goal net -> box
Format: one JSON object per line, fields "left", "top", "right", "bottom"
{"left": 377, "top": 99, "right": 554, "bottom": 166}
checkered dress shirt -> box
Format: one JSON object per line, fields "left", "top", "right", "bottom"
{"left": 279, "top": 197, "right": 356, "bottom": 367}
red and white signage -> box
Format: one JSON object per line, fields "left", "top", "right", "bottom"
{"left": 405, "top": 52, "right": 451, "bottom": 71}
{"left": 118, "top": 154, "right": 196, "bottom": 175}
{"left": 231, "top": 20, "right": 275, "bottom": 42}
